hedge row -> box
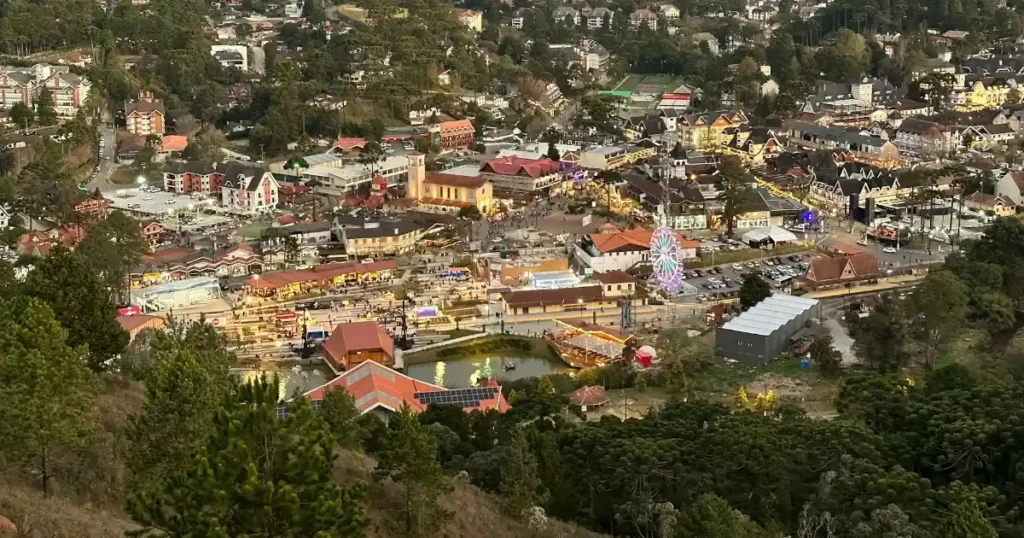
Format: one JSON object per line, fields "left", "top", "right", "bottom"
{"left": 436, "top": 337, "right": 534, "bottom": 359}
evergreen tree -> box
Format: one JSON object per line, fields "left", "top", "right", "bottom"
{"left": 546, "top": 142, "right": 560, "bottom": 161}
{"left": 738, "top": 275, "right": 771, "bottom": 310}
{"left": 715, "top": 156, "right": 752, "bottom": 236}
{"left": 76, "top": 210, "right": 149, "bottom": 302}
{"left": 809, "top": 334, "right": 843, "bottom": 377}
{"left": 22, "top": 246, "right": 128, "bottom": 370}
{"left": 936, "top": 501, "right": 997, "bottom": 538}
{"left": 125, "top": 348, "right": 226, "bottom": 500}
{"left": 320, "top": 386, "right": 363, "bottom": 450}
{"left": 35, "top": 86, "right": 57, "bottom": 125}
{"left": 499, "top": 427, "right": 547, "bottom": 517}
{"left": 128, "top": 377, "right": 367, "bottom": 537}
{"left": 374, "top": 405, "right": 452, "bottom": 537}
{"left": 10, "top": 102, "right": 33, "bottom": 129}
{"left": 0, "top": 299, "right": 96, "bottom": 496}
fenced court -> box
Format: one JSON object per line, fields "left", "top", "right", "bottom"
{"left": 612, "top": 74, "right": 689, "bottom": 95}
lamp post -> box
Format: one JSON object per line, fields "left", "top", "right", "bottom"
{"left": 577, "top": 297, "right": 584, "bottom": 321}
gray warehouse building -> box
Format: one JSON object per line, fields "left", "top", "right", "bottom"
{"left": 714, "top": 294, "right": 822, "bottom": 363}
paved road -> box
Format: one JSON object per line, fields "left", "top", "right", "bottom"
{"left": 87, "top": 124, "right": 118, "bottom": 192}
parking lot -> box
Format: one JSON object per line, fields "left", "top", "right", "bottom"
{"left": 677, "top": 252, "right": 813, "bottom": 304}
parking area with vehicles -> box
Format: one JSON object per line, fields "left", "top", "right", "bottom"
{"left": 677, "top": 253, "right": 813, "bottom": 303}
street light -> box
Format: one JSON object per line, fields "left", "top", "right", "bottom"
{"left": 136, "top": 176, "right": 146, "bottom": 185}
{"left": 577, "top": 297, "right": 584, "bottom": 321}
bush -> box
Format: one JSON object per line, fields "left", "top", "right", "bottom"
{"left": 436, "top": 337, "right": 534, "bottom": 359}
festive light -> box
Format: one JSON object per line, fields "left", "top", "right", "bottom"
{"left": 649, "top": 226, "right": 684, "bottom": 295}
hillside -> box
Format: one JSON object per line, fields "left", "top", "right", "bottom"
{"left": 0, "top": 455, "right": 604, "bottom": 538}
{"left": 0, "top": 377, "right": 604, "bottom": 538}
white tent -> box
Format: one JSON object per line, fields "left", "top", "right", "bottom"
{"left": 741, "top": 225, "right": 798, "bottom": 245}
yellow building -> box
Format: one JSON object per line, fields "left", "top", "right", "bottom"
{"left": 957, "top": 78, "right": 1013, "bottom": 111}
{"left": 678, "top": 111, "right": 749, "bottom": 151}
{"left": 578, "top": 145, "right": 657, "bottom": 170}
{"left": 720, "top": 127, "right": 784, "bottom": 165}
{"left": 407, "top": 154, "right": 493, "bottom": 215}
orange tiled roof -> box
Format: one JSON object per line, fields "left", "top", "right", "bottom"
{"left": 481, "top": 156, "right": 560, "bottom": 178}
{"left": 590, "top": 228, "right": 699, "bottom": 253}
{"left": 304, "top": 361, "right": 510, "bottom": 414}
{"left": 322, "top": 321, "right": 394, "bottom": 371}
{"left": 245, "top": 260, "right": 399, "bottom": 289}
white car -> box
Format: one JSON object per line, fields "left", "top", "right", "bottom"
{"left": 732, "top": 263, "right": 743, "bottom": 270}
{"left": 882, "top": 246, "right": 897, "bottom": 253}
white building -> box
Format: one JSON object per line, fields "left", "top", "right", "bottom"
{"left": 129, "top": 277, "right": 221, "bottom": 313}
{"left": 573, "top": 227, "right": 697, "bottom": 274}
{"left": 220, "top": 164, "right": 280, "bottom": 214}
{"left": 0, "top": 63, "right": 91, "bottom": 116}
{"left": 0, "top": 206, "right": 10, "bottom": 229}
{"left": 211, "top": 45, "right": 249, "bottom": 71}
{"left": 582, "top": 7, "right": 613, "bottom": 29}
{"left": 303, "top": 154, "right": 412, "bottom": 194}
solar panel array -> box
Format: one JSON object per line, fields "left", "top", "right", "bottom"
{"left": 415, "top": 387, "right": 500, "bottom": 409}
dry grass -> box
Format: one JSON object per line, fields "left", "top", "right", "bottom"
{"left": 333, "top": 449, "right": 606, "bottom": 538}
{"left": 0, "top": 478, "right": 135, "bottom": 537}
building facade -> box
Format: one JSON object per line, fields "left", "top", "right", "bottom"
{"left": 125, "top": 93, "right": 166, "bottom": 136}
{"left": 220, "top": 164, "right": 280, "bottom": 214}
{"left": 436, "top": 119, "right": 475, "bottom": 150}
{"left": 0, "top": 64, "right": 90, "bottom": 116}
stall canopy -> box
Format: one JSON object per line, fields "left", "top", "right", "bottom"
{"left": 741, "top": 225, "right": 798, "bottom": 245}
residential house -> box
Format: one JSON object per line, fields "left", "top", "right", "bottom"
{"left": 625, "top": 114, "right": 676, "bottom": 145}
{"left": 435, "top": 119, "right": 475, "bottom": 151}
{"left": 573, "top": 226, "right": 698, "bottom": 274}
{"left": 552, "top": 6, "right": 580, "bottom": 25}
{"left": 994, "top": 168, "right": 1024, "bottom": 205}
{"left": 593, "top": 270, "right": 637, "bottom": 298}
{"left": 658, "top": 4, "right": 680, "bottom": 18}
{"left": 957, "top": 76, "right": 1016, "bottom": 111}
{"left": 0, "top": 206, "right": 9, "bottom": 229}
{"left": 800, "top": 252, "right": 882, "bottom": 290}
{"left": 807, "top": 163, "right": 907, "bottom": 214}
{"left": 0, "top": 63, "right": 90, "bottom": 116}
{"left": 303, "top": 360, "right": 509, "bottom": 420}
{"left": 211, "top": 45, "right": 249, "bottom": 71}
{"left": 321, "top": 321, "right": 395, "bottom": 371}
{"left": 677, "top": 111, "right": 749, "bottom": 150}
{"left": 890, "top": 98, "right": 934, "bottom": 117}
{"left": 135, "top": 243, "right": 264, "bottom": 279}
{"left": 125, "top": 92, "right": 165, "bottom": 136}
{"left": 164, "top": 162, "right": 225, "bottom": 195}
{"left": 961, "top": 55, "right": 1024, "bottom": 77}
{"left": 581, "top": 7, "right": 613, "bottom": 29}
{"left": 220, "top": 163, "right": 280, "bottom": 214}
{"left": 139, "top": 220, "right": 165, "bottom": 248}
{"left": 894, "top": 118, "right": 959, "bottom": 157}
{"left": 691, "top": 33, "right": 720, "bottom": 55}
{"left": 720, "top": 126, "right": 784, "bottom": 165}
{"left": 456, "top": 9, "right": 483, "bottom": 32}
{"left": 74, "top": 189, "right": 111, "bottom": 216}
{"left": 511, "top": 8, "right": 526, "bottom": 28}
{"left": 964, "top": 192, "right": 1016, "bottom": 216}
{"left": 479, "top": 156, "right": 564, "bottom": 195}
{"left": 336, "top": 218, "right": 423, "bottom": 256}
{"left": 629, "top": 9, "right": 658, "bottom": 30}
{"left": 788, "top": 121, "right": 901, "bottom": 167}
{"left": 329, "top": 137, "right": 367, "bottom": 154}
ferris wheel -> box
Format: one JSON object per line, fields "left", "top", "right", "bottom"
{"left": 649, "top": 227, "right": 684, "bottom": 295}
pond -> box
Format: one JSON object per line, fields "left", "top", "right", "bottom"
{"left": 232, "top": 362, "right": 336, "bottom": 399}
{"left": 406, "top": 355, "right": 570, "bottom": 388}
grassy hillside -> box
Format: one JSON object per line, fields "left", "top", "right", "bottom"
{"left": 0, "top": 379, "right": 605, "bottom": 538}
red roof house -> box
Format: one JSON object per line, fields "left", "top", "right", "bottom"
{"left": 322, "top": 321, "right": 395, "bottom": 371}
{"left": 331, "top": 137, "right": 367, "bottom": 153}
{"left": 304, "top": 360, "right": 510, "bottom": 418}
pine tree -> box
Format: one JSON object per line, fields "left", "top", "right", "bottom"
{"left": 125, "top": 348, "right": 224, "bottom": 500}
{"left": 499, "top": 428, "right": 547, "bottom": 517}
{"left": 546, "top": 142, "right": 560, "bottom": 161}
{"left": 128, "top": 377, "right": 367, "bottom": 537}
{"left": 936, "top": 501, "right": 998, "bottom": 538}
{"left": 22, "top": 246, "right": 128, "bottom": 371}
{"left": 35, "top": 86, "right": 57, "bottom": 125}
{"left": 321, "top": 386, "right": 363, "bottom": 450}
{"left": 0, "top": 299, "right": 96, "bottom": 496}
{"left": 374, "top": 405, "right": 452, "bottom": 537}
